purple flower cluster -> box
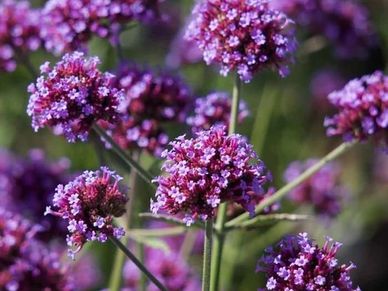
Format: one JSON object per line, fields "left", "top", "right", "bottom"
{"left": 123, "top": 248, "right": 200, "bottom": 291}
{"left": 284, "top": 159, "right": 346, "bottom": 219}
{"left": 27, "top": 52, "right": 123, "bottom": 142}
{"left": 272, "top": 0, "right": 376, "bottom": 58}
{"left": 185, "top": 0, "right": 297, "bottom": 82}
{"left": 0, "top": 0, "right": 41, "bottom": 72}
{"left": 0, "top": 149, "right": 71, "bottom": 241}
{"left": 257, "top": 232, "right": 360, "bottom": 290}
{"left": 0, "top": 209, "right": 73, "bottom": 290}
{"left": 45, "top": 166, "right": 127, "bottom": 259}
{"left": 324, "top": 71, "right": 388, "bottom": 150}
{"left": 151, "top": 125, "right": 272, "bottom": 225}
{"left": 102, "top": 63, "right": 192, "bottom": 156}
{"left": 41, "top": 0, "right": 162, "bottom": 54}
{"left": 186, "top": 91, "right": 250, "bottom": 133}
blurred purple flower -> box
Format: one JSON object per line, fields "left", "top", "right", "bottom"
{"left": 185, "top": 0, "right": 297, "bottom": 82}
{"left": 310, "top": 69, "right": 346, "bottom": 111}
{"left": 27, "top": 52, "right": 123, "bottom": 143}
{"left": 0, "top": 149, "right": 71, "bottom": 241}
{"left": 272, "top": 0, "right": 376, "bottom": 58}
{"left": 186, "top": 91, "right": 250, "bottom": 133}
{"left": 324, "top": 71, "right": 388, "bottom": 151}
{"left": 41, "top": 0, "right": 162, "bottom": 54}
{"left": 0, "top": 0, "right": 42, "bottom": 72}
{"left": 284, "top": 159, "right": 347, "bottom": 219}
{"left": 151, "top": 125, "right": 272, "bottom": 225}
{"left": 45, "top": 166, "right": 127, "bottom": 259}
{"left": 123, "top": 248, "right": 200, "bottom": 291}
{"left": 101, "top": 63, "right": 192, "bottom": 156}
{"left": 0, "top": 208, "right": 74, "bottom": 290}
{"left": 68, "top": 253, "right": 102, "bottom": 290}
{"left": 257, "top": 232, "right": 360, "bottom": 290}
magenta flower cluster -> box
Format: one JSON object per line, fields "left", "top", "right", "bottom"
{"left": 284, "top": 159, "right": 346, "bottom": 219}
{"left": 123, "top": 248, "right": 200, "bottom": 291}
{"left": 0, "top": 0, "right": 41, "bottom": 72}
{"left": 257, "top": 232, "right": 360, "bottom": 291}
{"left": 41, "top": 0, "right": 162, "bottom": 54}
{"left": 151, "top": 125, "right": 272, "bottom": 225}
{"left": 0, "top": 209, "right": 73, "bottom": 290}
{"left": 186, "top": 91, "right": 250, "bottom": 133}
{"left": 27, "top": 52, "right": 123, "bottom": 142}
{"left": 0, "top": 149, "right": 71, "bottom": 241}
{"left": 324, "top": 71, "right": 388, "bottom": 150}
{"left": 103, "top": 63, "right": 192, "bottom": 156}
{"left": 45, "top": 166, "right": 127, "bottom": 259}
{"left": 272, "top": 0, "right": 376, "bottom": 58}
{"left": 185, "top": 0, "right": 297, "bottom": 82}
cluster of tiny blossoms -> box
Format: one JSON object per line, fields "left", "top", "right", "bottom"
{"left": 151, "top": 125, "right": 272, "bottom": 225}
{"left": 102, "top": 63, "right": 192, "bottom": 156}
{"left": 27, "top": 52, "right": 123, "bottom": 143}
{"left": 257, "top": 232, "right": 360, "bottom": 291}
{"left": 45, "top": 166, "right": 127, "bottom": 259}
{"left": 41, "top": 0, "right": 162, "bottom": 54}
{"left": 185, "top": 0, "right": 297, "bottom": 82}
{"left": 272, "top": 0, "right": 376, "bottom": 58}
{"left": 324, "top": 71, "right": 388, "bottom": 151}
{"left": 0, "top": 209, "right": 73, "bottom": 290}
{"left": 0, "top": 149, "right": 71, "bottom": 241}
{"left": 0, "top": 0, "right": 41, "bottom": 72}
{"left": 123, "top": 248, "right": 200, "bottom": 291}
{"left": 186, "top": 91, "right": 250, "bottom": 133}
{"left": 284, "top": 159, "right": 346, "bottom": 219}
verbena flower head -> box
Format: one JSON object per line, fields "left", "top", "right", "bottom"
{"left": 0, "top": 209, "right": 73, "bottom": 290}
{"left": 123, "top": 248, "right": 200, "bottom": 291}
{"left": 284, "top": 159, "right": 346, "bottom": 219}
{"left": 324, "top": 71, "right": 388, "bottom": 151}
{"left": 272, "top": 0, "right": 376, "bottom": 58}
{"left": 257, "top": 232, "right": 360, "bottom": 290}
{"left": 0, "top": 149, "right": 71, "bottom": 241}
{"left": 45, "top": 166, "right": 127, "bottom": 259}
{"left": 186, "top": 91, "right": 250, "bottom": 133}
{"left": 0, "top": 0, "right": 41, "bottom": 72}
{"left": 101, "top": 63, "right": 192, "bottom": 156}
{"left": 27, "top": 52, "right": 123, "bottom": 142}
{"left": 185, "top": 0, "right": 297, "bottom": 82}
{"left": 151, "top": 125, "right": 272, "bottom": 225}
{"left": 41, "top": 0, "right": 162, "bottom": 54}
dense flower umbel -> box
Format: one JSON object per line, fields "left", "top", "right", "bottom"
{"left": 0, "top": 0, "right": 41, "bottom": 72}
{"left": 284, "top": 159, "right": 346, "bottom": 219}
{"left": 27, "top": 52, "right": 123, "bottom": 142}
{"left": 257, "top": 232, "right": 360, "bottom": 291}
{"left": 102, "top": 63, "right": 192, "bottom": 156}
{"left": 123, "top": 248, "right": 200, "bottom": 291}
{"left": 45, "top": 166, "right": 127, "bottom": 259}
{"left": 185, "top": 0, "right": 297, "bottom": 82}
{"left": 151, "top": 125, "right": 271, "bottom": 225}
{"left": 272, "top": 0, "right": 376, "bottom": 58}
{"left": 0, "top": 149, "right": 71, "bottom": 241}
{"left": 0, "top": 209, "right": 73, "bottom": 290}
{"left": 186, "top": 91, "right": 250, "bottom": 133}
{"left": 41, "top": 0, "right": 162, "bottom": 54}
{"left": 324, "top": 71, "right": 388, "bottom": 150}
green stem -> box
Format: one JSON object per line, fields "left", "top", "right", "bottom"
{"left": 92, "top": 125, "right": 155, "bottom": 188}
{"left": 210, "top": 75, "right": 241, "bottom": 291}
{"left": 110, "top": 237, "right": 167, "bottom": 291}
{"left": 202, "top": 220, "right": 213, "bottom": 291}
{"left": 226, "top": 141, "right": 356, "bottom": 227}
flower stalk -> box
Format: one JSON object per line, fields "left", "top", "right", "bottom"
{"left": 226, "top": 141, "right": 357, "bottom": 227}
{"left": 202, "top": 219, "right": 213, "bottom": 291}
{"left": 210, "top": 75, "right": 241, "bottom": 291}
